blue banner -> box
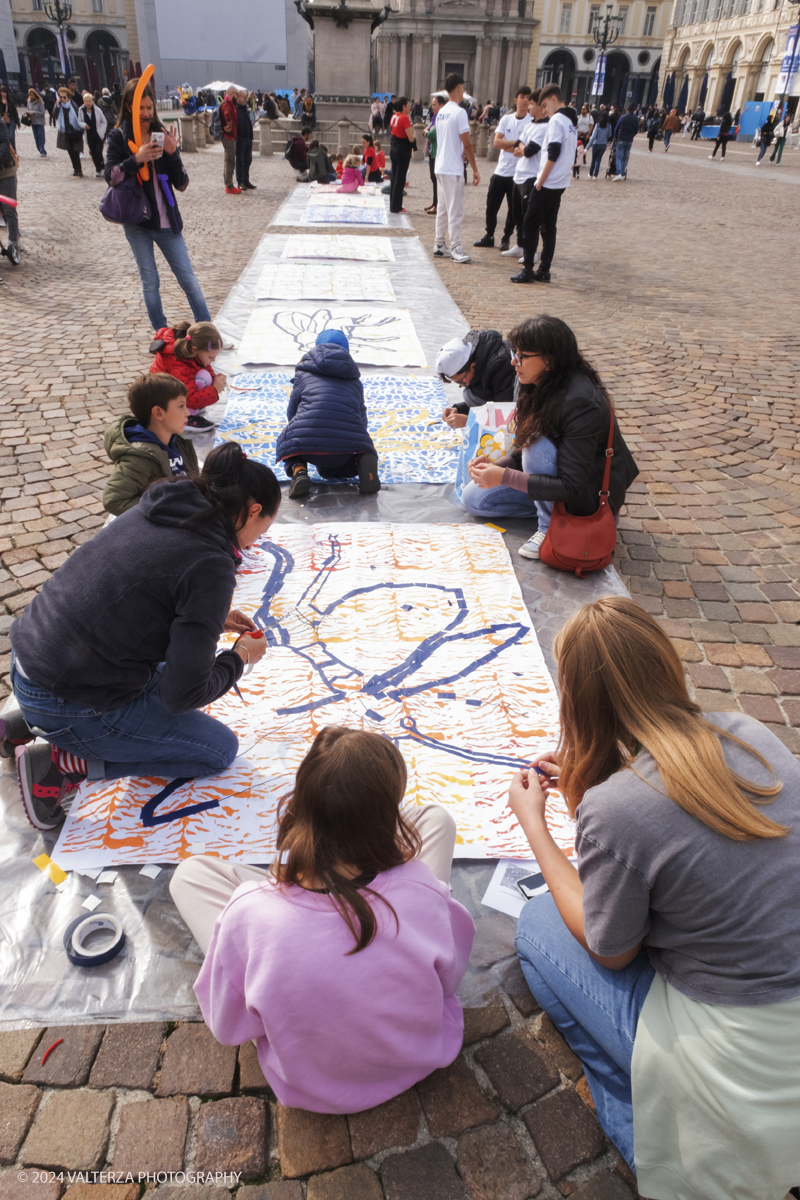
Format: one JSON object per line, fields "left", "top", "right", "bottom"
{"left": 591, "top": 54, "right": 606, "bottom": 97}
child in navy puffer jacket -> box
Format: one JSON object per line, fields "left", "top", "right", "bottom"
{"left": 276, "top": 330, "right": 380, "bottom": 499}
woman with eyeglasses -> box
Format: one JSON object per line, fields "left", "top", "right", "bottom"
{"left": 459, "top": 314, "right": 637, "bottom": 560}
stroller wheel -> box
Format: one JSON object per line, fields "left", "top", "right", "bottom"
{"left": 6, "top": 242, "right": 20, "bottom": 266}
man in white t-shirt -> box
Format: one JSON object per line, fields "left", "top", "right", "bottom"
{"left": 511, "top": 83, "right": 577, "bottom": 285}
{"left": 433, "top": 72, "right": 480, "bottom": 264}
{"left": 474, "top": 86, "right": 531, "bottom": 252}
{"left": 505, "top": 89, "right": 548, "bottom": 259}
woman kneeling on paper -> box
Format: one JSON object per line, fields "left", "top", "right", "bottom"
{"left": 458, "top": 315, "right": 637, "bottom": 561}
{"left": 171, "top": 726, "right": 475, "bottom": 1113}
{"left": 511, "top": 596, "right": 800, "bottom": 1198}
{"left": 5, "top": 443, "right": 279, "bottom": 832}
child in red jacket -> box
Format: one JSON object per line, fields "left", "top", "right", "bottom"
{"left": 149, "top": 321, "right": 227, "bottom": 430}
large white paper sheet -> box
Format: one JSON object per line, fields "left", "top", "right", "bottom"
{"left": 281, "top": 236, "right": 396, "bottom": 262}
{"left": 253, "top": 263, "right": 395, "bottom": 302}
{"left": 52, "top": 524, "right": 569, "bottom": 869}
{"left": 237, "top": 305, "right": 427, "bottom": 367}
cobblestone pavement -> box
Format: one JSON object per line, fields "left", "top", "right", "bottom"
{"left": 1, "top": 127, "right": 799, "bottom": 1198}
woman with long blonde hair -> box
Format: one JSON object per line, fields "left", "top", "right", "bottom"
{"left": 511, "top": 596, "right": 800, "bottom": 1199}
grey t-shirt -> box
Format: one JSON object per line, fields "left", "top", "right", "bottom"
{"left": 576, "top": 711, "right": 800, "bottom": 1006}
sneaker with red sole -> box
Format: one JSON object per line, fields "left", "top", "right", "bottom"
{"left": 16, "top": 742, "right": 86, "bottom": 831}
{"left": 225, "top": 186, "right": 242, "bottom": 195}
{"left": 0, "top": 702, "right": 35, "bottom": 758}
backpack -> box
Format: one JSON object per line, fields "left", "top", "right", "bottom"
{"left": 210, "top": 105, "right": 223, "bottom": 142}
{"left": 284, "top": 135, "right": 305, "bottom": 170}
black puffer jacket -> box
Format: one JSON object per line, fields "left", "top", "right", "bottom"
{"left": 509, "top": 371, "right": 638, "bottom": 515}
{"left": 10, "top": 479, "right": 243, "bottom": 714}
{"left": 454, "top": 329, "right": 517, "bottom": 415}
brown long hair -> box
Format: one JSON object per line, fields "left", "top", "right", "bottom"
{"left": 171, "top": 320, "right": 224, "bottom": 361}
{"left": 274, "top": 727, "right": 422, "bottom": 952}
{"left": 508, "top": 315, "right": 609, "bottom": 448}
{"left": 554, "top": 596, "right": 788, "bottom": 841}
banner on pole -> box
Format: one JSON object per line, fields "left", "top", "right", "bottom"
{"left": 591, "top": 54, "right": 606, "bottom": 97}
{"left": 776, "top": 24, "right": 799, "bottom": 94}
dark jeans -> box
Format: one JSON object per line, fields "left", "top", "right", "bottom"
{"left": 712, "top": 134, "right": 729, "bottom": 158}
{"left": 522, "top": 185, "right": 564, "bottom": 272}
{"left": 691, "top": 124, "right": 703, "bottom": 140}
{"left": 87, "top": 135, "right": 105, "bottom": 173}
{"left": 236, "top": 139, "right": 253, "bottom": 186}
{"left": 67, "top": 145, "right": 82, "bottom": 175}
{"left": 0, "top": 176, "right": 19, "bottom": 243}
{"left": 648, "top": 133, "right": 657, "bottom": 151}
{"left": 589, "top": 145, "right": 607, "bottom": 177}
{"left": 428, "top": 155, "right": 437, "bottom": 207}
{"left": 284, "top": 453, "right": 360, "bottom": 479}
{"left": 389, "top": 146, "right": 411, "bottom": 213}
{"left": 484, "top": 172, "right": 515, "bottom": 240}
{"left": 32, "top": 124, "right": 46, "bottom": 153}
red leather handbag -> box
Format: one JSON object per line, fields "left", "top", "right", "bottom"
{"left": 538, "top": 407, "right": 618, "bottom": 578}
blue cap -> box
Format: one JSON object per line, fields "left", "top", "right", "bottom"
{"left": 315, "top": 329, "right": 349, "bottom": 351}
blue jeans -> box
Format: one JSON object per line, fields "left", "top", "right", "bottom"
{"left": 589, "top": 145, "right": 607, "bottom": 176}
{"left": 662, "top": 130, "right": 672, "bottom": 149}
{"left": 32, "top": 124, "right": 46, "bottom": 154}
{"left": 516, "top": 893, "right": 655, "bottom": 1171}
{"left": 10, "top": 657, "right": 238, "bottom": 781}
{"left": 615, "top": 140, "right": 633, "bottom": 175}
{"left": 123, "top": 224, "right": 211, "bottom": 330}
{"left": 460, "top": 436, "right": 557, "bottom": 533}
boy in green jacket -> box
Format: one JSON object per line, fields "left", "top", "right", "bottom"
{"left": 103, "top": 373, "right": 198, "bottom": 515}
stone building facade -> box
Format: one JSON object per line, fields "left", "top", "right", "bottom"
{"left": 372, "top": 0, "right": 538, "bottom": 107}
{"left": 658, "top": 0, "right": 799, "bottom": 115}
{"left": 532, "top": 0, "right": 672, "bottom": 110}
{"left": 10, "top": 0, "right": 130, "bottom": 89}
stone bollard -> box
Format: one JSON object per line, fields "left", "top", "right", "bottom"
{"left": 202, "top": 111, "right": 213, "bottom": 146}
{"left": 477, "top": 122, "right": 489, "bottom": 158}
{"left": 337, "top": 117, "right": 353, "bottom": 156}
{"left": 469, "top": 120, "right": 479, "bottom": 152}
{"left": 259, "top": 118, "right": 274, "bottom": 156}
{"left": 412, "top": 122, "right": 425, "bottom": 160}
{"left": 486, "top": 123, "right": 501, "bottom": 163}
{"left": 179, "top": 115, "right": 197, "bottom": 152}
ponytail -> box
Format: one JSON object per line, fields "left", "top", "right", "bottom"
{"left": 190, "top": 442, "right": 281, "bottom": 540}
{"left": 173, "top": 320, "right": 225, "bottom": 362}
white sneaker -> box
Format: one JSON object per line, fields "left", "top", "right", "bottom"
{"left": 450, "top": 247, "right": 471, "bottom": 263}
{"left": 432, "top": 245, "right": 451, "bottom": 258}
{"left": 501, "top": 245, "right": 523, "bottom": 256}
{"left": 612, "top": 175, "right": 624, "bottom": 181}
{"left": 519, "top": 530, "right": 546, "bottom": 560}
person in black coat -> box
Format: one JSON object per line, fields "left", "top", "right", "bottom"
{"left": 459, "top": 314, "right": 638, "bottom": 562}
{"left": 436, "top": 329, "right": 516, "bottom": 428}
{"left": 276, "top": 330, "right": 380, "bottom": 500}
{"left": 104, "top": 76, "right": 210, "bottom": 330}
{"left": 236, "top": 89, "right": 255, "bottom": 190}
{"left": 8, "top": 443, "right": 279, "bottom": 831}
{"left": 709, "top": 110, "right": 733, "bottom": 160}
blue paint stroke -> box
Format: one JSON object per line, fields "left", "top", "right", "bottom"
{"left": 140, "top": 776, "right": 220, "bottom": 827}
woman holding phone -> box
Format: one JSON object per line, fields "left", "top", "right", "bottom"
{"left": 510, "top": 595, "right": 800, "bottom": 1198}
{"left": 104, "top": 77, "right": 210, "bottom": 330}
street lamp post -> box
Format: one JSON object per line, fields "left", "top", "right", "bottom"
{"left": 44, "top": 0, "right": 73, "bottom": 81}
{"left": 590, "top": 4, "right": 623, "bottom": 104}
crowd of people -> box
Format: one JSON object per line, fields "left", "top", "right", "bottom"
{"left": 1, "top": 62, "right": 799, "bottom": 1200}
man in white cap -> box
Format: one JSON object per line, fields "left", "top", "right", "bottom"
{"left": 436, "top": 330, "right": 515, "bottom": 428}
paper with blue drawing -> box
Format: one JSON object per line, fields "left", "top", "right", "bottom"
{"left": 219, "top": 373, "right": 461, "bottom": 484}
{"left": 253, "top": 263, "right": 396, "bottom": 303}
{"left": 237, "top": 306, "right": 427, "bottom": 367}
{"left": 51, "top": 524, "right": 570, "bottom": 869}
{"left": 281, "top": 235, "right": 396, "bottom": 262}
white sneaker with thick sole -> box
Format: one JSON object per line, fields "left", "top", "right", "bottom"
{"left": 432, "top": 245, "right": 451, "bottom": 258}
{"left": 501, "top": 245, "right": 523, "bottom": 257}
{"left": 519, "top": 530, "right": 546, "bottom": 560}
{"left": 450, "top": 247, "right": 471, "bottom": 263}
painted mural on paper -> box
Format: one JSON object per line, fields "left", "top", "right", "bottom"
{"left": 52, "top": 524, "right": 569, "bottom": 869}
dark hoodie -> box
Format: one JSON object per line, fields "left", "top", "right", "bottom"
{"left": 275, "top": 344, "right": 376, "bottom": 462}
{"left": 453, "top": 329, "right": 516, "bottom": 415}
{"left": 10, "top": 479, "right": 243, "bottom": 714}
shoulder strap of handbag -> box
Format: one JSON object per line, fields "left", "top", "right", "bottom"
{"left": 600, "top": 405, "right": 615, "bottom": 498}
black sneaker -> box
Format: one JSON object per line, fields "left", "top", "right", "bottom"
{"left": 0, "top": 703, "right": 35, "bottom": 758}
{"left": 358, "top": 451, "right": 381, "bottom": 495}
{"left": 288, "top": 465, "right": 311, "bottom": 499}
{"left": 473, "top": 234, "right": 495, "bottom": 247}
{"left": 499, "top": 239, "right": 510, "bottom": 252}
{"left": 16, "top": 742, "right": 85, "bottom": 832}
{"left": 511, "top": 269, "right": 535, "bottom": 284}
{"left": 186, "top": 413, "right": 215, "bottom": 430}
{"left": 531, "top": 268, "right": 551, "bottom": 283}
{"left": 243, "top": 182, "right": 257, "bottom": 190}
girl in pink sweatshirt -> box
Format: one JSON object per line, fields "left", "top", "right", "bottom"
{"left": 171, "top": 726, "right": 475, "bottom": 1114}
{"left": 337, "top": 146, "right": 365, "bottom": 193}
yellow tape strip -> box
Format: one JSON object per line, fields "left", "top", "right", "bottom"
{"left": 33, "top": 853, "right": 68, "bottom": 887}
{"left": 484, "top": 523, "right": 507, "bottom": 533}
